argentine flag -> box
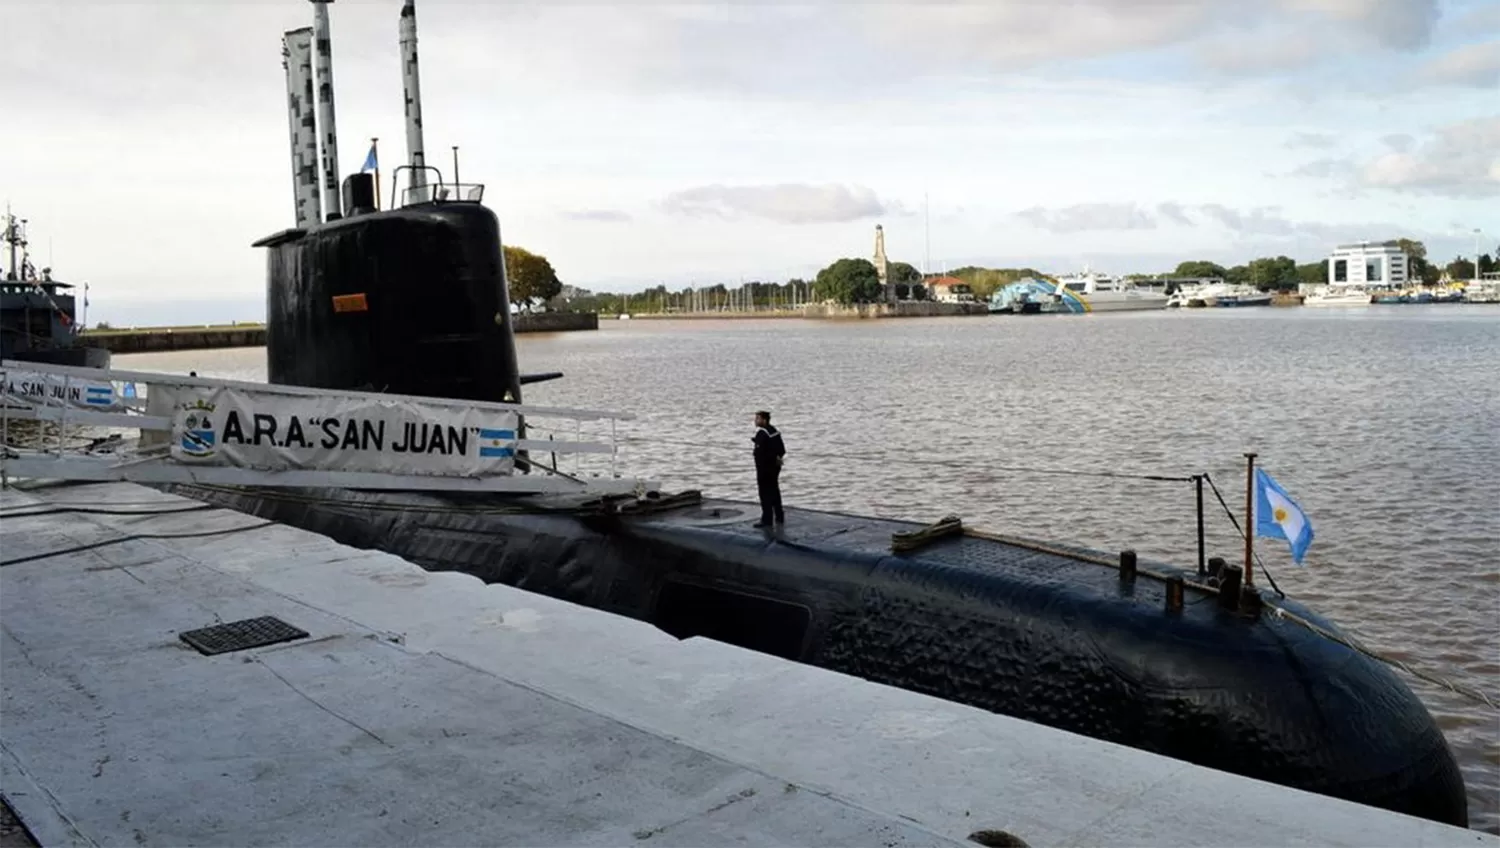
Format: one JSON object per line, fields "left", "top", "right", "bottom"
{"left": 478, "top": 427, "right": 515, "bottom": 459}
{"left": 1254, "top": 468, "right": 1314, "bottom": 565}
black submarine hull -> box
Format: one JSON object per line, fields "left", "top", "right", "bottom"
{"left": 237, "top": 198, "right": 1466, "bottom": 827}
{"left": 169, "top": 482, "right": 1467, "bottom": 827}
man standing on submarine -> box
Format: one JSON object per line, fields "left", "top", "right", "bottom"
{"left": 752, "top": 410, "right": 786, "bottom": 528}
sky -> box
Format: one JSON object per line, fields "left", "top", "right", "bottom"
{"left": 3, "top": 0, "right": 1498, "bottom": 325}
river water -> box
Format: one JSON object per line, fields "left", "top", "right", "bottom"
{"left": 119, "top": 306, "right": 1500, "bottom": 831}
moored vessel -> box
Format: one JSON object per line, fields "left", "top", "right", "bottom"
{"left": 0, "top": 209, "right": 110, "bottom": 369}
{"left": 1303, "top": 285, "right": 1373, "bottom": 307}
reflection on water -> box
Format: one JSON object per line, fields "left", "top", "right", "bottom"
{"left": 118, "top": 306, "right": 1500, "bottom": 831}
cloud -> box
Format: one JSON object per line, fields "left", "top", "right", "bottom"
{"left": 563, "top": 209, "right": 632, "bottom": 223}
{"left": 1156, "top": 202, "right": 1195, "bottom": 226}
{"left": 1416, "top": 41, "right": 1500, "bottom": 88}
{"left": 1357, "top": 115, "right": 1500, "bottom": 197}
{"left": 1285, "top": 131, "right": 1339, "bottom": 149}
{"left": 660, "top": 184, "right": 890, "bottom": 224}
{"left": 1014, "top": 203, "right": 1159, "bottom": 233}
{"left": 1198, "top": 204, "right": 1300, "bottom": 237}
{"left": 861, "top": 0, "right": 1439, "bottom": 80}
{"left": 1192, "top": 203, "right": 1446, "bottom": 247}
{"left": 1381, "top": 134, "right": 1417, "bottom": 152}
{"left": 1279, "top": 0, "right": 1439, "bottom": 49}
{"left": 1449, "top": 3, "right": 1500, "bottom": 35}
{"left": 1197, "top": 32, "right": 1323, "bottom": 74}
{"left": 1286, "top": 157, "right": 1359, "bottom": 179}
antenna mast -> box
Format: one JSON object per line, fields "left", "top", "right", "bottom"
{"left": 400, "top": 0, "right": 428, "bottom": 194}
{"left": 310, "top": 0, "right": 342, "bottom": 221}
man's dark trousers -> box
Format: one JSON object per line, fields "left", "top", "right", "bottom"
{"left": 757, "top": 464, "right": 784, "bottom": 524}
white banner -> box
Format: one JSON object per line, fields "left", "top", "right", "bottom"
{"left": 1, "top": 369, "right": 124, "bottom": 411}
{"left": 157, "top": 385, "right": 517, "bottom": 478}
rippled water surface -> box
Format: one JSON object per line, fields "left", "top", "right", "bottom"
{"left": 121, "top": 306, "right": 1500, "bottom": 831}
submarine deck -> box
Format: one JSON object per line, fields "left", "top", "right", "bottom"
{"left": 2, "top": 482, "right": 1493, "bottom": 848}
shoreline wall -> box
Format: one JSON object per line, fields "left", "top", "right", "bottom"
{"left": 84, "top": 311, "right": 599, "bottom": 353}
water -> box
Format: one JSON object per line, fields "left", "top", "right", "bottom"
{"left": 118, "top": 306, "right": 1500, "bottom": 831}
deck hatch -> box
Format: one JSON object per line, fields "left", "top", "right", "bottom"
{"left": 179, "top": 616, "right": 309, "bottom": 655}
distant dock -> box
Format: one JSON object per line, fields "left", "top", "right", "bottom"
{"left": 628, "top": 302, "right": 989, "bottom": 320}
{"left": 82, "top": 323, "right": 267, "bottom": 354}
{"left": 81, "top": 312, "right": 597, "bottom": 353}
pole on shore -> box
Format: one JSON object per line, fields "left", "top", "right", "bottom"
{"left": 1243, "top": 453, "right": 1257, "bottom": 588}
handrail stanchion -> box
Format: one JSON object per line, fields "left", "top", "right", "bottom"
{"left": 58, "top": 373, "right": 70, "bottom": 456}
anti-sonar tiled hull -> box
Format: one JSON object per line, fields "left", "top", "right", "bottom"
{"left": 167, "top": 481, "right": 1469, "bottom": 828}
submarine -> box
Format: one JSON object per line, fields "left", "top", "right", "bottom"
{"left": 171, "top": 0, "right": 1469, "bottom": 828}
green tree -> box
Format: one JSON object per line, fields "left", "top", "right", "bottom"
{"left": 948, "top": 266, "right": 1047, "bottom": 299}
{"left": 1174, "top": 260, "right": 1228, "bottom": 279}
{"left": 888, "top": 261, "right": 922, "bottom": 285}
{"left": 814, "top": 258, "right": 883, "bottom": 304}
{"left": 1445, "top": 257, "right": 1476, "bottom": 280}
{"left": 1246, "top": 255, "right": 1299, "bottom": 290}
{"left": 1295, "top": 261, "right": 1328, "bottom": 285}
{"left": 1225, "top": 264, "right": 1251, "bottom": 284}
{"left": 503, "top": 246, "right": 562, "bottom": 310}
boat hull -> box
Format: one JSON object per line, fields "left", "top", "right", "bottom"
{"left": 1303, "top": 297, "right": 1372, "bottom": 307}
{"left": 163, "top": 482, "right": 1468, "bottom": 827}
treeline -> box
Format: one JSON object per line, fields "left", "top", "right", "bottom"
{"left": 1155, "top": 240, "right": 1495, "bottom": 291}
{"left": 514, "top": 237, "right": 1500, "bottom": 314}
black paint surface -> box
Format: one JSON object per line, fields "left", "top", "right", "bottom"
{"left": 171, "top": 484, "right": 1468, "bottom": 827}
{"left": 260, "top": 204, "right": 522, "bottom": 404}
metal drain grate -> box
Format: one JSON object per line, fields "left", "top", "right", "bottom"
{"left": 179, "top": 616, "right": 309, "bottom": 656}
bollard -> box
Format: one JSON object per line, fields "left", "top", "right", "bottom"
{"left": 1207, "top": 556, "right": 1227, "bottom": 584}
{"left": 1164, "top": 577, "right": 1184, "bottom": 614}
{"left": 1218, "top": 565, "right": 1243, "bottom": 611}
{"left": 1119, "top": 550, "right": 1137, "bottom": 583}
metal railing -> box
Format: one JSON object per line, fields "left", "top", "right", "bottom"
{"left": 401, "top": 182, "right": 485, "bottom": 207}
{"left": 2, "top": 361, "right": 654, "bottom": 496}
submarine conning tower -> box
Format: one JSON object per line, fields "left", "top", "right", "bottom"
{"left": 259, "top": 0, "right": 523, "bottom": 405}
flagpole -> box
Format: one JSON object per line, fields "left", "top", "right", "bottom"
{"left": 371, "top": 137, "right": 381, "bottom": 211}
{"left": 1243, "top": 452, "right": 1257, "bottom": 588}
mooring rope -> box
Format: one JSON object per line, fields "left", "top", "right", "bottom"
{"left": 624, "top": 435, "right": 1195, "bottom": 484}
{"left": 1264, "top": 602, "right": 1498, "bottom": 710}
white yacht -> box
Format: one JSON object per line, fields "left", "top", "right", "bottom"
{"left": 1303, "top": 286, "right": 1372, "bottom": 307}
{"left": 1169, "top": 281, "right": 1271, "bottom": 308}
{"left": 1046, "top": 271, "right": 1169, "bottom": 313}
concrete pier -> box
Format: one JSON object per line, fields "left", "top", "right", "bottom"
{"left": 1, "top": 482, "right": 1494, "bottom": 848}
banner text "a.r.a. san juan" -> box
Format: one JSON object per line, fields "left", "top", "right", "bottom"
{"left": 221, "top": 411, "right": 474, "bottom": 455}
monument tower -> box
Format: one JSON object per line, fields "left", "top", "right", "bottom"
{"left": 873, "top": 224, "right": 893, "bottom": 304}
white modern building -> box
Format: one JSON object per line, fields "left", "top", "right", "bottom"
{"left": 1327, "top": 241, "right": 1409, "bottom": 288}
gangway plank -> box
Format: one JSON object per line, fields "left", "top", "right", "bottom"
{"left": 2, "top": 360, "right": 656, "bottom": 496}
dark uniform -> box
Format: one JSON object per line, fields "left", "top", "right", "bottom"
{"left": 752, "top": 422, "right": 786, "bottom": 526}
